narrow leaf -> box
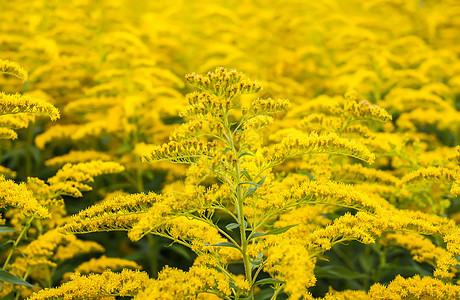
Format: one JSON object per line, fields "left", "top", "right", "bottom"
{"left": 238, "top": 152, "right": 254, "bottom": 159}
{"left": 265, "top": 224, "right": 298, "bottom": 235}
{"left": 225, "top": 223, "right": 240, "bottom": 231}
{"left": 256, "top": 175, "right": 267, "bottom": 187}
{"left": 244, "top": 186, "right": 258, "bottom": 198}
{"left": 0, "top": 227, "right": 18, "bottom": 234}
{"left": 0, "top": 270, "right": 39, "bottom": 289}
{"left": 240, "top": 170, "right": 252, "bottom": 181}
{"left": 205, "top": 242, "right": 240, "bottom": 250}
{"left": 249, "top": 224, "right": 298, "bottom": 240}
{"left": 253, "top": 278, "right": 285, "bottom": 287}
{"left": 249, "top": 232, "right": 266, "bottom": 240}
{"left": 250, "top": 258, "right": 263, "bottom": 266}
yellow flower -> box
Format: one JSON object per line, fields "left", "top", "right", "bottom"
{"left": 47, "top": 161, "right": 125, "bottom": 197}
{"left": 0, "top": 59, "right": 28, "bottom": 82}
{"left": 35, "top": 124, "right": 80, "bottom": 149}
{"left": 401, "top": 166, "right": 458, "bottom": 186}
{"left": 141, "top": 139, "right": 217, "bottom": 164}
{"left": 62, "top": 255, "right": 142, "bottom": 281}
{"left": 45, "top": 150, "right": 113, "bottom": 167}
{"left": 0, "top": 127, "right": 18, "bottom": 139}
{"left": 28, "top": 269, "right": 151, "bottom": 300}
{"left": 134, "top": 265, "right": 231, "bottom": 300}
{"left": 185, "top": 67, "right": 262, "bottom": 99}
{"left": 264, "top": 240, "right": 316, "bottom": 300}
{"left": 381, "top": 232, "right": 457, "bottom": 279}
{"left": 331, "top": 164, "right": 401, "bottom": 186}
{"left": 0, "top": 176, "right": 50, "bottom": 218}
{"left": 368, "top": 275, "right": 460, "bottom": 300}
{"left": 0, "top": 92, "right": 59, "bottom": 121}
{"left": 291, "top": 180, "right": 392, "bottom": 213}
{"left": 264, "top": 132, "right": 375, "bottom": 165}
{"left": 0, "top": 113, "right": 35, "bottom": 130}
{"left": 244, "top": 98, "right": 290, "bottom": 117}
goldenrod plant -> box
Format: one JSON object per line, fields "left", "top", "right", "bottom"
{"left": 44, "top": 67, "right": 457, "bottom": 300}
{"left": 0, "top": 0, "right": 460, "bottom": 299}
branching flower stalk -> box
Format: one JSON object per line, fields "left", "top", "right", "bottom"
{"left": 51, "top": 67, "right": 460, "bottom": 299}
{"left": 223, "top": 101, "right": 254, "bottom": 295}
{"left": 137, "top": 67, "right": 376, "bottom": 298}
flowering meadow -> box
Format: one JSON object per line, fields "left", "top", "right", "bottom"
{"left": 1, "top": 0, "right": 460, "bottom": 299}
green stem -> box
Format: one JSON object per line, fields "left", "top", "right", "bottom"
{"left": 14, "top": 268, "right": 30, "bottom": 300}
{"left": 147, "top": 234, "right": 159, "bottom": 278}
{"left": 3, "top": 216, "right": 34, "bottom": 270}
{"left": 225, "top": 117, "right": 253, "bottom": 300}
{"left": 135, "top": 157, "right": 144, "bottom": 193}
{"left": 270, "top": 284, "right": 285, "bottom": 300}
{"left": 237, "top": 189, "right": 253, "bottom": 285}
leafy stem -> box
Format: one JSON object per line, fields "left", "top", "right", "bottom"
{"left": 3, "top": 216, "right": 34, "bottom": 270}
{"left": 221, "top": 106, "right": 254, "bottom": 299}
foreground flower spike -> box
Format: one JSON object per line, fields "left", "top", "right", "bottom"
{"left": 0, "top": 92, "right": 60, "bottom": 121}
{"left": 185, "top": 67, "right": 262, "bottom": 99}
{"left": 79, "top": 68, "right": 389, "bottom": 299}
{"left": 50, "top": 64, "right": 460, "bottom": 299}
{"left": 368, "top": 275, "right": 460, "bottom": 299}
{"left": 0, "top": 60, "right": 59, "bottom": 143}
{"left": 27, "top": 269, "right": 151, "bottom": 300}
{"left": 134, "top": 265, "right": 231, "bottom": 300}
{"left": 44, "top": 150, "right": 114, "bottom": 167}
{"left": 47, "top": 160, "right": 125, "bottom": 197}
{"left": 381, "top": 232, "right": 457, "bottom": 279}
{"left": 264, "top": 132, "right": 375, "bottom": 166}
{"left": 0, "top": 175, "right": 50, "bottom": 218}
{"left": 332, "top": 89, "right": 392, "bottom": 123}
{"left": 62, "top": 255, "right": 142, "bottom": 281}
{"left": 13, "top": 228, "right": 104, "bottom": 271}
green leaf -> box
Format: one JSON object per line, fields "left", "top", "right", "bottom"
{"left": 205, "top": 242, "right": 240, "bottom": 250}
{"left": 242, "top": 175, "right": 266, "bottom": 198}
{"left": 249, "top": 232, "right": 266, "bottom": 240}
{"left": 1, "top": 240, "right": 14, "bottom": 247}
{"left": 254, "top": 288, "right": 275, "bottom": 300}
{"left": 115, "top": 144, "right": 132, "bottom": 154}
{"left": 0, "top": 227, "right": 18, "bottom": 234}
{"left": 244, "top": 186, "right": 258, "bottom": 198}
{"left": 358, "top": 253, "right": 375, "bottom": 273}
{"left": 238, "top": 152, "right": 254, "bottom": 159}
{"left": 0, "top": 270, "right": 39, "bottom": 289}
{"left": 225, "top": 223, "right": 240, "bottom": 231}
{"left": 256, "top": 175, "right": 267, "bottom": 186}
{"left": 253, "top": 278, "right": 285, "bottom": 287}
{"left": 240, "top": 170, "right": 252, "bottom": 181}
{"left": 265, "top": 224, "right": 298, "bottom": 235}
{"left": 22, "top": 81, "right": 29, "bottom": 92}
{"left": 249, "top": 224, "right": 298, "bottom": 240}
{"left": 250, "top": 258, "right": 263, "bottom": 266}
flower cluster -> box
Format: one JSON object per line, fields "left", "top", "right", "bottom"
{"left": 0, "top": 0, "right": 460, "bottom": 299}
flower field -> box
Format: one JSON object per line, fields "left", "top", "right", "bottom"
{"left": 1, "top": 0, "right": 460, "bottom": 299}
